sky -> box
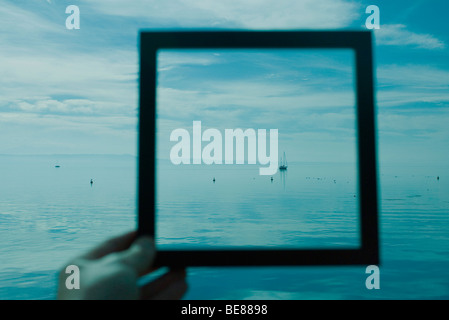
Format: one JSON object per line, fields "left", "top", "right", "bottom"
{"left": 1, "top": 0, "right": 448, "bottom": 167}
{"left": 156, "top": 49, "right": 357, "bottom": 165}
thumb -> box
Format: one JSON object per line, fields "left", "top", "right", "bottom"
{"left": 117, "top": 236, "right": 155, "bottom": 276}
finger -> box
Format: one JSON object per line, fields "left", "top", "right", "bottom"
{"left": 116, "top": 236, "right": 156, "bottom": 276}
{"left": 150, "top": 279, "right": 188, "bottom": 300}
{"left": 140, "top": 269, "right": 187, "bottom": 300}
{"left": 140, "top": 266, "right": 162, "bottom": 278}
{"left": 82, "top": 230, "right": 137, "bottom": 260}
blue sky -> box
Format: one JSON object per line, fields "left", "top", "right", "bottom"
{"left": 1, "top": 0, "right": 448, "bottom": 167}
{"left": 156, "top": 49, "right": 357, "bottom": 164}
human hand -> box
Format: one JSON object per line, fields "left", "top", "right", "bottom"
{"left": 57, "top": 231, "right": 187, "bottom": 300}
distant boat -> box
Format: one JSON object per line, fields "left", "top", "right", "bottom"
{"left": 279, "top": 152, "right": 288, "bottom": 171}
{"left": 55, "top": 165, "right": 60, "bottom": 168}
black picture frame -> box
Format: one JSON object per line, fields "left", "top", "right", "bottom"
{"left": 138, "top": 30, "right": 379, "bottom": 267}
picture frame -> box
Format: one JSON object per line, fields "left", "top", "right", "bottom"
{"left": 138, "top": 30, "right": 379, "bottom": 267}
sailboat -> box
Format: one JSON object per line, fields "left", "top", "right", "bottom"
{"left": 279, "top": 152, "right": 288, "bottom": 171}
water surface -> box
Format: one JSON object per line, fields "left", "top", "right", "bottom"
{"left": 1, "top": 155, "right": 448, "bottom": 299}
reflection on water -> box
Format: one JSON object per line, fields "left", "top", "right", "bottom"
{"left": 280, "top": 169, "right": 287, "bottom": 191}
{"left": 156, "top": 161, "right": 359, "bottom": 250}
{"left": 1, "top": 155, "right": 449, "bottom": 299}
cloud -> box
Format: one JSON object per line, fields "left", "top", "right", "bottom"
{"left": 2, "top": 0, "right": 448, "bottom": 161}
{"left": 379, "top": 111, "right": 449, "bottom": 133}
{"left": 84, "top": 0, "right": 360, "bottom": 29}
{"left": 0, "top": 1, "right": 64, "bottom": 43}
{"left": 377, "top": 90, "right": 449, "bottom": 108}
{"left": 374, "top": 24, "right": 446, "bottom": 49}
{"left": 0, "top": 112, "right": 137, "bottom": 154}
{"left": 377, "top": 64, "right": 449, "bottom": 88}
{"left": 157, "top": 82, "right": 355, "bottom": 118}
{"left": 376, "top": 64, "right": 449, "bottom": 107}
{"left": 0, "top": 49, "right": 138, "bottom": 112}
{"left": 11, "top": 98, "right": 133, "bottom": 116}
{"left": 158, "top": 52, "right": 222, "bottom": 72}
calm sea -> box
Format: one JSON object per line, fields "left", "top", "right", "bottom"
{"left": 0, "top": 154, "right": 448, "bottom": 299}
